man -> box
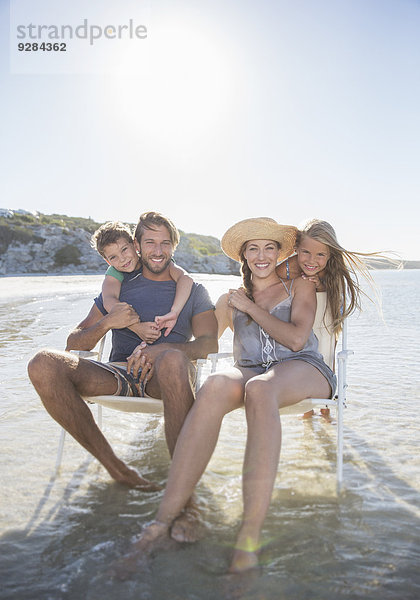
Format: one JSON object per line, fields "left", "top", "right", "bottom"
{"left": 28, "top": 212, "right": 218, "bottom": 495}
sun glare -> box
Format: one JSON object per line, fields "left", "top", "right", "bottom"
{"left": 111, "top": 22, "right": 235, "bottom": 151}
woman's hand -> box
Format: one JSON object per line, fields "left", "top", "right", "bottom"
{"left": 227, "top": 288, "right": 254, "bottom": 313}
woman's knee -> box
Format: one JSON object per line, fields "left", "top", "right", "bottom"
{"left": 197, "top": 373, "right": 244, "bottom": 412}
{"left": 244, "top": 378, "right": 272, "bottom": 401}
{"left": 244, "top": 378, "right": 278, "bottom": 415}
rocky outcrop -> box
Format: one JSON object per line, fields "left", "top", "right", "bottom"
{"left": 0, "top": 222, "right": 240, "bottom": 276}
{"left": 174, "top": 235, "right": 239, "bottom": 275}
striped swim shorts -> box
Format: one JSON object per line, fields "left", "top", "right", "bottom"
{"left": 90, "top": 360, "right": 146, "bottom": 397}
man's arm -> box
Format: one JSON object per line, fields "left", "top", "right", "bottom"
{"left": 183, "top": 308, "right": 219, "bottom": 360}
{"left": 66, "top": 302, "right": 140, "bottom": 351}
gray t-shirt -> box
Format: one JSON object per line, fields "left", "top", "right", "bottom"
{"left": 94, "top": 269, "right": 214, "bottom": 361}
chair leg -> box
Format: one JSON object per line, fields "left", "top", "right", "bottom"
{"left": 97, "top": 404, "right": 103, "bottom": 429}
{"left": 55, "top": 428, "right": 66, "bottom": 475}
{"left": 336, "top": 357, "right": 344, "bottom": 492}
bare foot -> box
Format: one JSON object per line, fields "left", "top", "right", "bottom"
{"left": 170, "top": 505, "right": 202, "bottom": 543}
{"left": 132, "top": 520, "right": 170, "bottom": 553}
{"left": 111, "top": 521, "right": 170, "bottom": 580}
{"left": 229, "top": 549, "right": 260, "bottom": 573}
{"left": 320, "top": 407, "right": 331, "bottom": 421}
{"left": 111, "top": 548, "right": 146, "bottom": 580}
{"left": 301, "top": 409, "right": 315, "bottom": 420}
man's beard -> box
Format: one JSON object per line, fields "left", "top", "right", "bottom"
{"left": 141, "top": 254, "right": 173, "bottom": 274}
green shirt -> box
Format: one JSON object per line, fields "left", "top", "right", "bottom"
{"left": 105, "top": 265, "right": 124, "bottom": 282}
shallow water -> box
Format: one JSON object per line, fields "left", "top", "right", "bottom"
{"left": 0, "top": 271, "right": 419, "bottom": 599}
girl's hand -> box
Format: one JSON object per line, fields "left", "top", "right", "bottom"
{"left": 227, "top": 288, "right": 254, "bottom": 313}
{"left": 301, "top": 273, "right": 322, "bottom": 290}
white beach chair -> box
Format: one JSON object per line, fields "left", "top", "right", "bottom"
{"left": 55, "top": 293, "right": 352, "bottom": 489}
{"left": 203, "top": 293, "right": 352, "bottom": 489}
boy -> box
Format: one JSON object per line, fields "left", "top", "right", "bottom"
{"left": 91, "top": 221, "right": 193, "bottom": 344}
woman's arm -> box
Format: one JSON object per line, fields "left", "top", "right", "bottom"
{"left": 215, "top": 293, "right": 233, "bottom": 339}
{"left": 228, "top": 278, "right": 316, "bottom": 352}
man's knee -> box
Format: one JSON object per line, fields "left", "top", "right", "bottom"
{"left": 153, "top": 349, "right": 195, "bottom": 405}
{"left": 155, "top": 349, "right": 193, "bottom": 385}
{"left": 28, "top": 349, "right": 65, "bottom": 388}
{"left": 155, "top": 348, "right": 189, "bottom": 371}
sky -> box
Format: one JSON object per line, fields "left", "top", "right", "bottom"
{"left": 1, "top": 0, "right": 419, "bottom": 259}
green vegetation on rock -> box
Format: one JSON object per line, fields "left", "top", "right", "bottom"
{"left": 54, "top": 244, "right": 82, "bottom": 266}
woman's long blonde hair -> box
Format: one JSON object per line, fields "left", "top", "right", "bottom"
{"left": 298, "top": 219, "right": 388, "bottom": 336}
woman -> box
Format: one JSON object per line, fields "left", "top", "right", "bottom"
{"left": 127, "top": 217, "right": 336, "bottom": 574}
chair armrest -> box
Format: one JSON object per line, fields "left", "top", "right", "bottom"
{"left": 207, "top": 352, "right": 234, "bottom": 360}
{"left": 69, "top": 350, "right": 100, "bottom": 359}
{"left": 337, "top": 349, "right": 354, "bottom": 361}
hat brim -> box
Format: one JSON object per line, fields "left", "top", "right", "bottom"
{"left": 221, "top": 217, "right": 297, "bottom": 263}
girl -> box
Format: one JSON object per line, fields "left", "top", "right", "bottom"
{"left": 277, "top": 218, "right": 377, "bottom": 337}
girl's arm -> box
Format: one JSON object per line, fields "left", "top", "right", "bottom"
{"left": 275, "top": 254, "right": 300, "bottom": 280}
{"left": 155, "top": 263, "right": 194, "bottom": 335}
{"left": 228, "top": 278, "right": 316, "bottom": 352}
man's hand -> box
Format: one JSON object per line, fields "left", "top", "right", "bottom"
{"left": 126, "top": 343, "right": 171, "bottom": 385}
{"left": 130, "top": 322, "right": 162, "bottom": 344}
{"left": 106, "top": 302, "right": 140, "bottom": 330}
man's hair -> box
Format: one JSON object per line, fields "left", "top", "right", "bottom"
{"left": 90, "top": 221, "right": 134, "bottom": 258}
{"left": 134, "top": 211, "right": 180, "bottom": 248}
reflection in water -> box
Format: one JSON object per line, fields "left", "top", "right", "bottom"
{"left": 0, "top": 272, "right": 419, "bottom": 599}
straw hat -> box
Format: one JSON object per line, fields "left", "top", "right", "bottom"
{"left": 221, "top": 217, "right": 297, "bottom": 263}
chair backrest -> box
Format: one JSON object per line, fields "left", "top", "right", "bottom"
{"left": 313, "top": 291, "right": 336, "bottom": 371}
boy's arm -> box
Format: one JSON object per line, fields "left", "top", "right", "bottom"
{"left": 102, "top": 275, "right": 123, "bottom": 313}
{"left": 155, "top": 264, "right": 194, "bottom": 335}
{"left": 103, "top": 274, "right": 161, "bottom": 344}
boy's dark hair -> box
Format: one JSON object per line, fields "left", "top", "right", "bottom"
{"left": 90, "top": 221, "right": 134, "bottom": 258}
{"left": 134, "top": 211, "right": 180, "bottom": 248}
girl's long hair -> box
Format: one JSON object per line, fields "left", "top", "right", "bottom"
{"left": 298, "top": 219, "right": 391, "bottom": 336}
